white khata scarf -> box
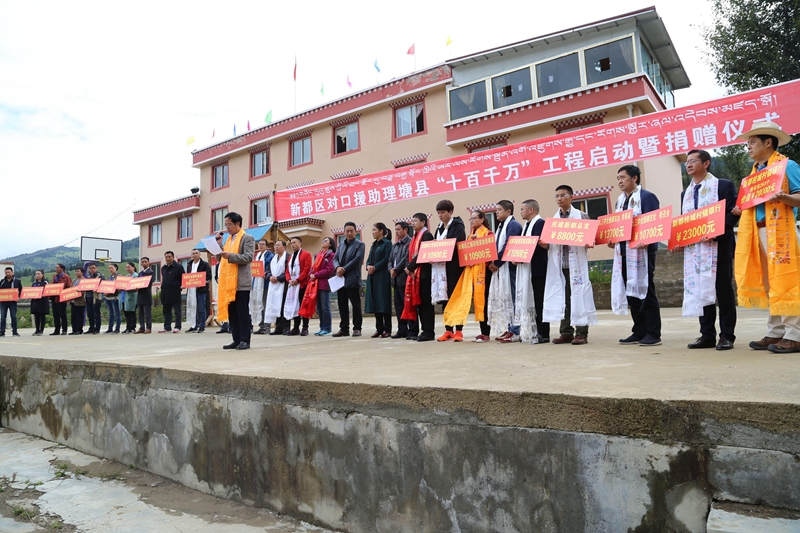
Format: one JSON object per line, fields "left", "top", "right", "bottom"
{"left": 682, "top": 174, "right": 719, "bottom": 317}
{"left": 431, "top": 220, "right": 451, "bottom": 303}
{"left": 283, "top": 253, "right": 302, "bottom": 320}
{"left": 487, "top": 216, "right": 516, "bottom": 331}
{"left": 514, "top": 216, "right": 539, "bottom": 343}
{"left": 264, "top": 252, "right": 286, "bottom": 324}
{"left": 186, "top": 260, "right": 200, "bottom": 327}
{"left": 543, "top": 208, "right": 598, "bottom": 326}
{"left": 249, "top": 251, "right": 265, "bottom": 323}
{"left": 611, "top": 186, "right": 648, "bottom": 315}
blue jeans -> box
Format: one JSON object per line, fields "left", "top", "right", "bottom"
{"left": 105, "top": 299, "right": 121, "bottom": 331}
{"left": 196, "top": 293, "right": 207, "bottom": 329}
{"left": 0, "top": 302, "right": 18, "bottom": 334}
{"left": 316, "top": 290, "right": 331, "bottom": 332}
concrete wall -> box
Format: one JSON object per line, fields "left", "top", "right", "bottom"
{"left": 4, "top": 359, "right": 798, "bottom": 532}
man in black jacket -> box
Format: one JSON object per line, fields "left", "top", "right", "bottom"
{"left": 135, "top": 257, "right": 154, "bottom": 334}
{"left": 185, "top": 249, "right": 212, "bottom": 333}
{"left": 332, "top": 222, "right": 366, "bottom": 337}
{"left": 433, "top": 200, "right": 467, "bottom": 341}
{"left": 406, "top": 213, "right": 435, "bottom": 341}
{"left": 390, "top": 221, "right": 416, "bottom": 339}
{"left": 521, "top": 199, "right": 550, "bottom": 343}
{"left": 0, "top": 267, "right": 23, "bottom": 337}
{"left": 160, "top": 251, "right": 185, "bottom": 333}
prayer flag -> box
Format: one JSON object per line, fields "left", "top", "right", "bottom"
{"left": 407, "top": 44, "right": 415, "bottom": 55}
{"left": 247, "top": 120, "right": 251, "bottom": 131}
{"left": 233, "top": 124, "right": 237, "bottom": 136}
{"left": 374, "top": 59, "right": 380, "bottom": 73}
{"left": 265, "top": 110, "right": 273, "bottom": 124}
{"left": 211, "top": 129, "right": 215, "bottom": 138}
{"left": 446, "top": 35, "right": 453, "bottom": 46}
{"left": 320, "top": 83, "right": 324, "bottom": 96}
{"left": 186, "top": 135, "right": 195, "bottom": 146}
{"left": 346, "top": 75, "right": 352, "bottom": 88}
{"left": 293, "top": 56, "right": 297, "bottom": 81}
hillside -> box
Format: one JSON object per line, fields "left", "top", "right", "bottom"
{"left": 1, "top": 238, "right": 140, "bottom": 277}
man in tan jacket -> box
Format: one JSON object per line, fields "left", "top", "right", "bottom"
{"left": 215, "top": 212, "right": 255, "bottom": 350}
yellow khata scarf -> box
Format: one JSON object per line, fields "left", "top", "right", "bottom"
{"left": 735, "top": 151, "right": 800, "bottom": 315}
{"left": 217, "top": 230, "right": 243, "bottom": 322}
{"left": 443, "top": 226, "right": 490, "bottom": 326}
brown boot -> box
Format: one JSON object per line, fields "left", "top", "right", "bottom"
{"left": 571, "top": 335, "right": 588, "bottom": 345}
{"left": 552, "top": 334, "right": 574, "bottom": 344}
{"left": 768, "top": 338, "right": 800, "bottom": 353}
{"left": 748, "top": 336, "right": 782, "bottom": 350}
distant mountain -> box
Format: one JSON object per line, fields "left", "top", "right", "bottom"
{"left": 1, "top": 237, "right": 140, "bottom": 276}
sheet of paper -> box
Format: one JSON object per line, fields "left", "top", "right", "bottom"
{"left": 201, "top": 235, "right": 223, "bottom": 255}
{"left": 328, "top": 274, "right": 345, "bottom": 293}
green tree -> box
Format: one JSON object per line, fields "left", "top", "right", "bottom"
{"left": 705, "top": 0, "right": 800, "bottom": 162}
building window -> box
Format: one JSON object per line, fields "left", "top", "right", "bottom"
{"left": 641, "top": 40, "right": 674, "bottom": 108}
{"left": 449, "top": 81, "right": 488, "bottom": 121}
{"left": 291, "top": 137, "right": 312, "bottom": 166}
{"left": 572, "top": 196, "right": 609, "bottom": 219}
{"left": 395, "top": 103, "right": 425, "bottom": 138}
{"left": 469, "top": 143, "right": 506, "bottom": 154}
{"left": 178, "top": 216, "right": 192, "bottom": 240}
{"left": 336, "top": 232, "right": 361, "bottom": 247}
{"left": 149, "top": 224, "right": 162, "bottom": 246}
{"left": 334, "top": 122, "right": 359, "bottom": 155}
{"left": 150, "top": 263, "right": 161, "bottom": 283}
{"left": 213, "top": 164, "right": 229, "bottom": 189}
{"left": 491, "top": 67, "right": 533, "bottom": 109}
{"left": 252, "top": 150, "right": 269, "bottom": 178}
{"left": 212, "top": 207, "right": 228, "bottom": 232}
{"left": 584, "top": 37, "right": 635, "bottom": 85}
{"left": 536, "top": 53, "right": 581, "bottom": 97}
{"left": 252, "top": 198, "right": 270, "bottom": 226}
{"left": 180, "top": 259, "right": 190, "bottom": 271}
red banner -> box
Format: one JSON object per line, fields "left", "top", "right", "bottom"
{"left": 540, "top": 218, "right": 599, "bottom": 246}
{"left": 128, "top": 276, "right": 152, "bottom": 290}
{"left": 21, "top": 287, "right": 44, "bottom": 299}
{"left": 457, "top": 234, "right": 498, "bottom": 266}
{"left": 596, "top": 210, "right": 634, "bottom": 245}
{"left": 275, "top": 80, "right": 800, "bottom": 220}
{"left": 98, "top": 280, "right": 117, "bottom": 294}
{"left": 736, "top": 159, "right": 788, "bottom": 211}
{"left": 0, "top": 289, "right": 19, "bottom": 302}
{"left": 43, "top": 285, "right": 63, "bottom": 298}
{"left": 77, "top": 278, "right": 101, "bottom": 292}
{"left": 417, "top": 239, "right": 456, "bottom": 263}
{"left": 669, "top": 200, "right": 726, "bottom": 250}
{"left": 502, "top": 236, "right": 539, "bottom": 262}
{"left": 114, "top": 276, "right": 132, "bottom": 290}
{"left": 251, "top": 260, "right": 264, "bottom": 277}
{"left": 630, "top": 207, "right": 673, "bottom": 247}
{"left": 182, "top": 272, "right": 206, "bottom": 288}
{"left": 59, "top": 288, "right": 81, "bottom": 303}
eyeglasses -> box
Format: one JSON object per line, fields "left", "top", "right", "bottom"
{"left": 685, "top": 159, "right": 701, "bottom": 165}
{"left": 554, "top": 193, "right": 570, "bottom": 199}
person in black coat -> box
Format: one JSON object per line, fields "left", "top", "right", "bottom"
{"left": 332, "top": 221, "right": 366, "bottom": 337}
{"left": 30, "top": 270, "right": 50, "bottom": 336}
{"left": 186, "top": 249, "right": 212, "bottom": 332}
{"left": 681, "top": 149, "right": 740, "bottom": 350}
{"left": 433, "top": 199, "right": 467, "bottom": 340}
{"left": 135, "top": 257, "right": 155, "bottom": 333}
{"left": 406, "top": 213, "right": 435, "bottom": 341}
{"left": 0, "top": 267, "right": 23, "bottom": 337}
{"left": 521, "top": 199, "right": 550, "bottom": 343}
{"left": 390, "top": 222, "right": 417, "bottom": 339}
{"left": 160, "top": 251, "right": 185, "bottom": 332}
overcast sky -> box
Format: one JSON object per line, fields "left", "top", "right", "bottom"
{"left": 0, "top": 0, "right": 725, "bottom": 259}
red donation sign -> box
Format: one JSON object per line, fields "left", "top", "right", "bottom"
{"left": 540, "top": 218, "right": 599, "bottom": 246}
{"left": 59, "top": 289, "right": 81, "bottom": 303}
{"left": 0, "top": 289, "right": 19, "bottom": 302}
{"left": 182, "top": 272, "right": 206, "bottom": 288}
{"left": 736, "top": 159, "right": 788, "bottom": 211}
{"left": 251, "top": 260, "right": 264, "bottom": 277}
{"left": 457, "top": 234, "right": 498, "bottom": 267}
{"left": 42, "top": 285, "right": 63, "bottom": 298}
{"left": 417, "top": 239, "right": 456, "bottom": 264}
{"left": 114, "top": 276, "right": 132, "bottom": 290}
{"left": 20, "top": 287, "right": 44, "bottom": 300}
{"left": 128, "top": 276, "right": 152, "bottom": 290}
{"left": 595, "top": 210, "right": 633, "bottom": 245}
{"left": 629, "top": 207, "right": 673, "bottom": 247}
{"left": 77, "top": 278, "right": 101, "bottom": 291}
{"left": 98, "top": 280, "right": 117, "bottom": 294}
{"left": 669, "top": 200, "right": 726, "bottom": 250}
{"left": 502, "top": 236, "right": 539, "bottom": 262}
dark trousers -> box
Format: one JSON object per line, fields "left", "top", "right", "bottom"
{"left": 480, "top": 269, "right": 492, "bottom": 336}
{"left": 393, "top": 283, "right": 418, "bottom": 337}
{"left": 196, "top": 293, "right": 207, "bottom": 329}
{"left": 559, "top": 268, "right": 589, "bottom": 337}
{"left": 417, "top": 277, "right": 435, "bottom": 336}
{"left": 86, "top": 298, "right": 102, "bottom": 332}
{"left": 292, "top": 288, "right": 309, "bottom": 329}
{"left": 71, "top": 303, "right": 85, "bottom": 333}
{"left": 33, "top": 312, "right": 47, "bottom": 332}
{"left": 0, "top": 302, "right": 18, "bottom": 334}
{"left": 137, "top": 304, "right": 152, "bottom": 331}
{"left": 375, "top": 312, "right": 392, "bottom": 334}
{"left": 163, "top": 300, "right": 182, "bottom": 330}
{"left": 621, "top": 248, "right": 661, "bottom": 339}
{"left": 53, "top": 300, "right": 68, "bottom": 333}
{"left": 700, "top": 260, "right": 737, "bottom": 342}
{"left": 337, "top": 287, "right": 362, "bottom": 332}
{"left": 532, "top": 275, "right": 550, "bottom": 339}
{"left": 124, "top": 311, "right": 137, "bottom": 331}
{"left": 228, "top": 290, "right": 251, "bottom": 345}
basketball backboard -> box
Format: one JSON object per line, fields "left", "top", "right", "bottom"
{"left": 80, "top": 236, "right": 123, "bottom": 262}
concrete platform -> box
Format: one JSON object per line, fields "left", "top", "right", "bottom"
{"left": 2, "top": 307, "right": 799, "bottom": 532}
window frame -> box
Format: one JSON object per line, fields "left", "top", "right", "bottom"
{"left": 331, "top": 119, "right": 361, "bottom": 158}
{"left": 177, "top": 215, "right": 193, "bottom": 242}
{"left": 583, "top": 36, "right": 636, "bottom": 87}
{"left": 211, "top": 162, "right": 229, "bottom": 191}
{"left": 447, "top": 80, "right": 490, "bottom": 122}
{"left": 148, "top": 223, "right": 162, "bottom": 247}
{"left": 468, "top": 142, "right": 507, "bottom": 154}
{"left": 150, "top": 262, "right": 161, "bottom": 284}
{"left": 571, "top": 195, "right": 610, "bottom": 220}
{"left": 392, "top": 101, "right": 427, "bottom": 142}
{"left": 335, "top": 232, "right": 362, "bottom": 248}
{"left": 250, "top": 148, "right": 270, "bottom": 181}
{"left": 289, "top": 135, "right": 313, "bottom": 169}
{"left": 490, "top": 66, "right": 534, "bottom": 110}
{"left": 210, "top": 206, "right": 229, "bottom": 234}
{"left": 250, "top": 197, "right": 271, "bottom": 228}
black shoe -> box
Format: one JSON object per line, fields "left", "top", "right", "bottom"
{"left": 353, "top": 329, "right": 362, "bottom": 337}
{"left": 61, "top": 331, "right": 68, "bottom": 335}
{"left": 50, "top": 331, "right": 60, "bottom": 336}
{"left": 417, "top": 334, "right": 434, "bottom": 342}
{"left": 104, "top": 329, "right": 114, "bottom": 334}
{"left": 391, "top": 333, "right": 404, "bottom": 339}
{"left": 716, "top": 338, "right": 734, "bottom": 351}
{"left": 13, "top": 332, "right": 20, "bottom": 337}
{"left": 638, "top": 335, "right": 662, "bottom": 346}
{"left": 287, "top": 327, "right": 300, "bottom": 336}
{"left": 253, "top": 328, "right": 267, "bottom": 335}
{"left": 216, "top": 329, "right": 229, "bottom": 334}
{"left": 236, "top": 342, "right": 250, "bottom": 350}
{"left": 197, "top": 328, "right": 205, "bottom": 333}
{"left": 269, "top": 329, "right": 283, "bottom": 336}
{"left": 619, "top": 334, "right": 642, "bottom": 345}
{"left": 222, "top": 342, "right": 238, "bottom": 350}
{"left": 537, "top": 335, "right": 550, "bottom": 343}
{"left": 688, "top": 337, "right": 716, "bottom": 349}
{"left": 406, "top": 335, "right": 418, "bottom": 341}
{"left": 332, "top": 330, "right": 349, "bottom": 337}
{"left": 185, "top": 327, "right": 197, "bottom": 333}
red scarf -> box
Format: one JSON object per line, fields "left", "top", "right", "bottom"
{"left": 299, "top": 250, "right": 328, "bottom": 319}
{"left": 401, "top": 229, "right": 426, "bottom": 320}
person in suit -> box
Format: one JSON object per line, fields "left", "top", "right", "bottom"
{"left": 432, "top": 200, "right": 467, "bottom": 342}
{"left": 30, "top": 270, "right": 50, "bottom": 336}
{"left": 0, "top": 267, "right": 23, "bottom": 337}
{"left": 526, "top": 200, "right": 549, "bottom": 343}
{"left": 332, "top": 221, "right": 365, "bottom": 337}
{"left": 365, "top": 223, "right": 394, "bottom": 338}
{"left": 134, "top": 257, "right": 154, "bottom": 334}
{"left": 185, "top": 249, "right": 212, "bottom": 333}
{"left": 50, "top": 263, "right": 72, "bottom": 336}
{"left": 390, "top": 221, "right": 416, "bottom": 339}
{"left": 611, "top": 165, "right": 662, "bottom": 346}
{"left": 488, "top": 199, "right": 523, "bottom": 343}
{"left": 679, "top": 149, "right": 739, "bottom": 350}
{"left": 159, "top": 251, "right": 185, "bottom": 333}
{"left": 214, "top": 212, "right": 255, "bottom": 350}
{"left": 405, "top": 213, "right": 435, "bottom": 341}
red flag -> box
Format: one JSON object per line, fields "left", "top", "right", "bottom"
{"left": 211, "top": 129, "right": 215, "bottom": 139}
{"left": 247, "top": 120, "right": 251, "bottom": 131}
{"left": 293, "top": 56, "right": 297, "bottom": 81}
{"left": 407, "top": 44, "right": 415, "bottom": 55}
